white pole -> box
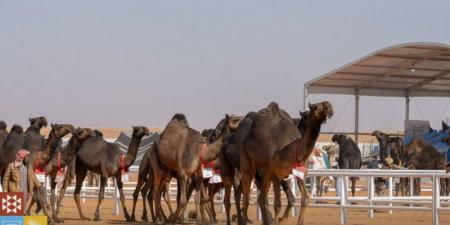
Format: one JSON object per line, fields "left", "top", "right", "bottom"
{"left": 291, "top": 179, "right": 297, "bottom": 217}
{"left": 355, "top": 90, "right": 360, "bottom": 145}
{"left": 432, "top": 175, "right": 440, "bottom": 225}
{"left": 114, "top": 178, "right": 120, "bottom": 215}
{"left": 303, "top": 85, "right": 308, "bottom": 111}
{"left": 405, "top": 95, "right": 410, "bottom": 121}
{"left": 389, "top": 177, "right": 393, "bottom": 214}
{"left": 368, "top": 176, "right": 374, "bottom": 219}
{"left": 339, "top": 176, "right": 348, "bottom": 224}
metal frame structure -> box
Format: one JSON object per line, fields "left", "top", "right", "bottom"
{"left": 304, "top": 42, "right": 450, "bottom": 143}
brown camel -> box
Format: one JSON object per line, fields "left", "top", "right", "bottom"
{"left": 151, "top": 114, "right": 232, "bottom": 225}
{"left": 24, "top": 116, "right": 48, "bottom": 153}
{"left": 0, "top": 125, "right": 25, "bottom": 176}
{"left": 406, "top": 138, "right": 448, "bottom": 195}
{"left": 0, "top": 121, "right": 7, "bottom": 146}
{"left": 40, "top": 127, "right": 94, "bottom": 222}
{"left": 240, "top": 101, "right": 333, "bottom": 225}
{"left": 130, "top": 143, "right": 173, "bottom": 222}
{"left": 72, "top": 126, "right": 149, "bottom": 221}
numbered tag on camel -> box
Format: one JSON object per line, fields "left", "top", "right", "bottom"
{"left": 210, "top": 174, "right": 222, "bottom": 184}
{"left": 121, "top": 173, "right": 130, "bottom": 182}
{"left": 292, "top": 165, "right": 307, "bottom": 180}
{"left": 35, "top": 173, "right": 46, "bottom": 183}
{"left": 202, "top": 168, "right": 213, "bottom": 179}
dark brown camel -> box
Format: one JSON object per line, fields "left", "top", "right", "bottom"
{"left": 24, "top": 116, "right": 48, "bottom": 153}
{"left": 130, "top": 143, "right": 173, "bottom": 222}
{"left": 0, "top": 125, "right": 25, "bottom": 176}
{"left": 406, "top": 138, "right": 448, "bottom": 195}
{"left": 41, "top": 127, "right": 94, "bottom": 222}
{"left": 240, "top": 101, "right": 333, "bottom": 225}
{"left": 24, "top": 124, "right": 75, "bottom": 217}
{"left": 151, "top": 114, "right": 231, "bottom": 225}
{"left": 72, "top": 126, "right": 149, "bottom": 221}
{"left": 0, "top": 121, "right": 7, "bottom": 146}
{"left": 331, "top": 134, "right": 362, "bottom": 197}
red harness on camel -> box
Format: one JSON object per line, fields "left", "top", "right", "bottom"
{"left": 199, "top": 144, "right": 221, "bottom": 176}
{"left": 121, "top": 154, "right": 129, "bottom": 173}
{"left": 34, "top": 151, "right": 45, "bottom": 173}
{"left": 57, "top": 152, "right": 65, "bottom": 173}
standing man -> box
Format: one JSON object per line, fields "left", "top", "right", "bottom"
{"left": 2, "top": 149, "right": 53, "bottom": 224}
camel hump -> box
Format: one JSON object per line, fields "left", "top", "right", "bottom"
{"left": 0, "top": 121, "right": 6, "bottom": 130}
{"left": 10, "top": 124, "right": 24, "bottom": 133}
{"left": 172, "top": 113, "right": 187, "bottom": 122}
{"left": 93, "top": 130, "right": 103, "bottom": 137}
{"left": 267, "top": 102, "right": 280, "bottom": 112}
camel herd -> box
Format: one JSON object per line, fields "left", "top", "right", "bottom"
{"left": 0, "top": 100, "right": 449, "bottom": 225}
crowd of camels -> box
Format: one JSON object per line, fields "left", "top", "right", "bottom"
{"left": 0, "top": 101, "right": 449, "bottom": 225}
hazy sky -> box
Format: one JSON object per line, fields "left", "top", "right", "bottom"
{"left": 1, "top": 1, "right": 449, "bottom": 132}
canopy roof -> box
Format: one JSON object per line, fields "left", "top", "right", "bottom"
{"left": 305, "top": 42, "right": 450, "bottom": 97}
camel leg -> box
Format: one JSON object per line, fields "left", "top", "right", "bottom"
{"left": 171, "top": 174, "right": 188, "bottom": 223}
{"left": 350, "top": 177, "right": 357, "bottom": 197}
{"left": 93, "top": 176, "right": 107, "bottom": 221}
{"left": 241, "top": 170, "right": 254, "bottom": 225}
{"left": 131, "top": 177, "right": 146, "bottom": 222}
{"left": 273, "top": 178, "right": 282, "bottom": 225}
{"left": 163, "top": 180, "right": 173, "bottom": 216}
{"left": 73, "top": 168, "right": 89, "bottom": 220}
{"left": 280, "top": 179, "right": 295, "bottom": 223}
{"left": 200, "top": 178, "right": 213, "bottom": 224}
{"left": 296, "top": 178, "right": 310, "bottom": 225}
{"left": 141, "top": 181, "right": 151, "bottom": 221}
{"left": 116, "top": 175, "right": 132, "bottom": 221}
{"left": 56, "top": 172, "right": 74, "bottom": 216}
{"left": 25, "top": 195, "right": 36, "bottom": 215}
{"left": 223, "top": 177, "right": 232, "bottom": 225}
{"left": 49, "top": 176, "right": 63, "bottom": 223}
{"left": 34, "top": 186, "right": 54, "bottom": 224}
{"left": 152, "top": 169, "right": 165, "bottom": 224}
{"left": 257, "top": 172, "right": 271, "bottom": 225}
{"left": 194, "top": 170, "right": 208, "bottom": 225}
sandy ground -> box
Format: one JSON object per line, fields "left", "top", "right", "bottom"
{"left": 54, "top": 198, "right": 450, "bottom": 225}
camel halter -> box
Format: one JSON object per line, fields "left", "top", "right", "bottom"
{"left": 121, "top": 154, "right": 129, "bottom": 173}
{"left": 198, "top": 143, "right": 208, "bottom": 164}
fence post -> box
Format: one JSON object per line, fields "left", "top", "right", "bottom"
{"left": 432, "top": 174, "right": 440, "bottom": 225}
{"left": 339, "top": 176, "right": 348, "bottom": 224}
{"left": 291, "top": 178, "right": 297, "bottom": 217}
{"left": 389, "top": 177, "right": 393, "bottom": 214}
{"left": 114, "top": 178, "right": 120, "bottom": 215}
{"left": 368, "top": 176, "right": 374, "bottom": 219}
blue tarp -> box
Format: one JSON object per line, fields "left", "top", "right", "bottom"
{"left": 404, "top": 130, "right": 449, "bottom": 154}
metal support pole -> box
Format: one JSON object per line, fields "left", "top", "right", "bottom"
{"left": 405, "top": 95, "right": 410, "bottom": 121}
{"left": 432, "top": 175, "right": 440, "bottom": 225}
{"left": 389, "top": 177, "right": 393, "bottom": 214}
{"left": 355, "top": 90, "right": 360, "bottom": 145}
{"left": 339, "top": 176, "right": 348, "bottom": 224}
{"left": 114, "top": 178, "right": 120, "bottom": 215}
{"left": 303, "top": 85, "right": 308, "bottom": 111}
{"left": 368, "top": 176, "right": 374, "bottom": 219}
{"left": 291, "top": 179, "right": 297, "bottom": 217}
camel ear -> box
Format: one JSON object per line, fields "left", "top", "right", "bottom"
{"left": 225, "top": 114, "right": 230, "bottom": 121}
{"left": 308, "top": 102, "right": 313, "bottom": 109}
{"left": 299, "top": 111, "right": 303, "bottom": 116}
{"left": 51, "top": 123, "right": 55, "bottom": 129}
{"left": 29, "top": 118, "right": 32, "bottom": 123}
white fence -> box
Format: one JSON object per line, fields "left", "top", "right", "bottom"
{"left": 47, "top": 169, "right": 450, "bottom": 225}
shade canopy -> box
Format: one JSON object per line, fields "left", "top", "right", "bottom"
{"left": 305, "top": 42, "right": 450, "bottom": 97}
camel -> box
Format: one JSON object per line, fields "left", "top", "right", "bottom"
{"left": 331, "top": 134, "right": 361, "bottom": 197}
{"left": 372, "top": 130, "right": 405, "bottom": 166}
{"left": 130, "top": 143, "right": 173, "bottom": 223}
{"left": 151, "top": 114, "right": 232, "bottom": 225}
{"left": 405, "top": 138, "right": 448, "bottom": 195}
{"left": 41, "top": 127, "right": 94, "bottom": 222}
{"left": 24, "top": 116, "right": 48, "bottom": 153}
{"left": 240, "top": 101, "right": 333, "bottom": 225}
{"left": 0, "top": 121, "right": 7, "bottom": 146}
{"left": 71, "top": 126, "right": 149, "bottom": 221}
{"left": 0, "top": 125, "right": 25, "bottom": 176}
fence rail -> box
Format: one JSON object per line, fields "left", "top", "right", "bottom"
{"left": 46, "top": 169, "right": 450, "bottom": 225}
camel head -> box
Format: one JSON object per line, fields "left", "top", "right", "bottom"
{"left": 331, "top": 134, "right": 346, "bottom": 144}
{"left": 308, "top": 101, "right": 334, "bottom": 123}
{"left": 131, "top": 126, "right": 150, "bottom": 138}
{"left": 228, "top": 115, "right": 244, "bottom": 132}
{"left": 50, "top": 124, "right": 76, "bottom": 139}
{"left": 10, "top": 124, "right": 24, "bottom": 134}
{"left": 29, "top": 116, "right": 48, "bottom": 129}
{"left": 405, "top": 138, "right": 425, "bottom": 156}
{"left": 0, "top": 121, "right": 6, "bottom": 131}
{"left": 371, "top": 130, "right": 386, "bottom": 139}
{"left": 201, "top": 129, "right": 217, "bottom": 144}
{"left": 74, "top": 127, "right": 95, "bottom": 141}
{"left": 322, "top": 144, "right": 336, "bottom": 156}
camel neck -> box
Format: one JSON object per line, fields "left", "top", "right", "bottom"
{"left": 201, "top": 134, "right": 224, "bottom": 163}
{"left": 124, "top": 136, "right": 142, "bottom": 169}
{"left": 298, "top": 119, "right": 322, "bottom": 163}
{"left": 41, "top": 131, "right": 59, "bottom": 166}
{"left": 27, "top": 126, "right": 40, "bottom": 134}
{"left": 61, "top": 137, "right": 81, "bottom": 165}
